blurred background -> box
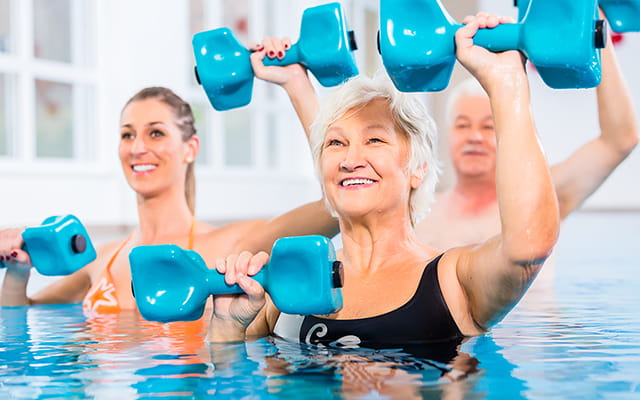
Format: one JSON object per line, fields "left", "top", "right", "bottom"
{"left": 0, "top": 0, "right": 638, "bottom": 240}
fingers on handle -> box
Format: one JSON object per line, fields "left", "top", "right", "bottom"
{"left": 238, "top": 275, "right": 266, "bottom": 304}
{"left": 224, "top": 254, "right": 239, "bottom": 285}
{"left": 247, "top": 251, "right": 269, "bottom": 276}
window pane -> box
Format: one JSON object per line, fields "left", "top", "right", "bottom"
{"left": 190, "top": 0, "right": 206, "bottom": 37}
{"left": 0, "top": 0, "right": 10, "bottom": 53}
{"left": 191, "top": 102, "right": 209, "bottom": 165}
{"left": 0, "top": 73, "right": 13, "bottom": 156}
{"left": 223, "top": 0, "right": 248, "bottom": 43}
{"left": 364, "top": 9, "right": 381, "bottom": 77}
{"left": 189, "top": 0, "right": 205, "bottom": 87}
{"left": 33, "top": 0, "right": 71, "bottom": 62}
{"left": 267, "top": 113, "right": 277, "bottom": 169}
{"left": 224, "top": 109, "right": 251, "bottom": 167}
{"left": 35, "top": 79, "right": 73, "bottom": 158}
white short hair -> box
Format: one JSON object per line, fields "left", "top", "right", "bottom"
{"left": 445, "top": 77, "right": 488, "bottom": 127}
{"left": 309, "top": 72, "right": 441, "bottom": 226}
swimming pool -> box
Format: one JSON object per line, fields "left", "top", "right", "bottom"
{"left": 1, "top": 212, "right": 639, "bottom": 399}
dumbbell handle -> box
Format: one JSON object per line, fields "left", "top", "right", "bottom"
{"left": 196, "top": 254, "right": 342, "bottom": 295}
{"left": 204, "top": 265, "right": 269, "bottom": 295}
{"left": 262, "top": 45, "right": 302, "bottom": 68}
{"left": 452, "top": 21, "right": 605, "bottom": 55}
{"left": 468, "top": 24, "right": 522, "bottom": 52}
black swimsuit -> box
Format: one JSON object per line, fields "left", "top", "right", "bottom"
{"left": 299, "top": 254, "right": 463, "bottom": 347}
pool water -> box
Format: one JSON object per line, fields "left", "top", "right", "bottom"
{"left": 1, "top": 212, "right": 639, "bottom": 399}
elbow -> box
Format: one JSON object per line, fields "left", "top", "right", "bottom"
{"left": 610, "top": 124, "right": 639, "bottom": 158}
{"left": 508, "top": 238, "right": 557, "bottom": 267}
{"left": 624, "top": 130, "right": 639, "bottom": 156}
{"left": 506, "top": 215, "right": 560, "bottom": 266}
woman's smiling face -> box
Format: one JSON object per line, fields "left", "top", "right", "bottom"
{"left": 118, "top": 98, "right": 193, "bottom": 198}
{"left": 320, "top": 98, "right": 415, "bottom": 222}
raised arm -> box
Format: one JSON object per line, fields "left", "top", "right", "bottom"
{"left": 250, "top": 38, "right": 319, "bottom": 140}
{"left": 551, "top": 32, "right": 638, "bottom": 219}
{"left": 450, "top": 14, "right": 560, "bottom": 332}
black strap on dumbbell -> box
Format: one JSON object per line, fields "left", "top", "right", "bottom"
{"left": 348, "top": 30, "right": 358, "bottom": 51}
{"left": 194, "top": 66, "right": 201, "bottom": 85}
{"left": 595, "top": 20, "right": 607, "bottom": 49}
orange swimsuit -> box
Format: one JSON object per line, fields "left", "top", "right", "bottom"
{"left": 82, "top": 220, "right": 195, "bottom": 313}
{"left": 82, "top": 220, "right": 209, "bottom": 355}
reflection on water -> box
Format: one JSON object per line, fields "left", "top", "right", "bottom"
{"left": 0, "top": 305, "right": 483, "bottom": 399}
{"left": 1, "top": 213, "right": 639, "bottom": 399}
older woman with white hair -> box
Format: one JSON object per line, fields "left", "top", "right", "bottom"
{"left": 206, "top": 14, "right": 560, "bottom": 345}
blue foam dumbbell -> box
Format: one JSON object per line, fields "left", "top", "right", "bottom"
{"left": 7, "top": 215, "right": 97, "bottom": 276}
{"left": 517, "top": 0, "right": 640, "bottom": 33}
{"left": 379, "top": 0, "right": 606, "bottom": 92}
{"left": 193, "top": 2, "right": 359, "bottom": 111}
{"left": 129, "top": 235, "right": 344, "bottom": 323}
{"left": 600, "top": 0, "right": 640, "bottom": 32}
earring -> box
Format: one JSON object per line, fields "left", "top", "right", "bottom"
{"left": 186, "top": 157, "right": 193, "bottom": 163}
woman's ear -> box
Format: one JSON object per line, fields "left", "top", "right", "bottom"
{"left": 410, "top": 162, "right": 428, "bottom": 189}
{"left": 184, "top": 135, "right": 200, "bottom": 163}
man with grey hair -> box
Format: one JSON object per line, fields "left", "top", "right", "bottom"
{"left": 415, "top": 34, "right": 638, "bottom": 256}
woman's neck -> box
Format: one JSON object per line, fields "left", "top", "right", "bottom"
{"left": 135, "top": 192, "right": 194, "bottom": 244}
{"left": 338, "top": 213, "right": 430, "bottom": 275}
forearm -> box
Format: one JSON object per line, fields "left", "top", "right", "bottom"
{"left": 281, "top": 68, "right": 319, "bottom": 141}
{"left": 1, "top": 265, "right": 32, "bottom": 306}
{"left": 597, "top": 37, "right": 639, "bottom": 155}
{"left": 492, "top": 78, "right": 559, "bottom": 262}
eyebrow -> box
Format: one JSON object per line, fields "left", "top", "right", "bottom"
{"left": 364, "top": 123, "right": 391, "bottom": 132}
{"left": 121, "top": 121, "right": 165, "bottom": 129}
{"left": 326, "top": 123, "right": 391, "bottom": 134}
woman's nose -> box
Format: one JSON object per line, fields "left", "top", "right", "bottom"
{"left": 339, "top": 145, "right": 365, "bottom": 171}
{"left": 130, "top": 135, "right": 147, "bottom": 154}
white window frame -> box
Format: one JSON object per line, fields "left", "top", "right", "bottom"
{"left": 0, "top": 0, "right": 102, "bottom": 175}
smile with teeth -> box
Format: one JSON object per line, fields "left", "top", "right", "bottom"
{"left": 132, "top": 164, "right": 157, "bottom": 172}
{"left": 340, "top": 178, "right": 376, "bottom": 187}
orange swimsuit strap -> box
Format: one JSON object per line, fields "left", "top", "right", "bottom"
{"left": 83, "top": 217, "right": 196, "bottom": 313}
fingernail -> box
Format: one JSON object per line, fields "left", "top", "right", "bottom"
{"left": 268, "top": 51, "right": 275, "bottom": 58}
{"left": 0, "top": 256, "right": 4, "bottom": 261}
{"left": 11, "top": 251, "right": 18, "bottom": 258}
{"left": 277, "top": 51, "right": 284, "bottom": 59}
{"left": 284, "top": 44, "right": 290, "bottom": 50}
